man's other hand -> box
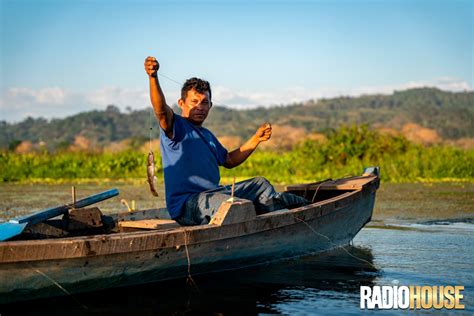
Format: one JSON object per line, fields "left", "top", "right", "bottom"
{"left": 144, "top": 56, "right": 159, "bottom": 77}
{"left": 255, "top": 122, "right": 272, "bottom": 142}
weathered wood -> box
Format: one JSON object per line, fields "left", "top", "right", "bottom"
{"left": 118, "top": 219, "right": 179, "bottom": 230}
{"left": 0, "top": 189, "right": 120, "bottom": 241}
{"left": 115, "top": 208, "right": 170, "bottom": 222}
{"left": 67, "top": 207, "right": 103, "bottom": 230}
{"left": 0, "top": 172, "right": 379, "bottom": 303}
{"left": 71, "top": 186, "right": 76, "bottom": 204}
{"left": 285, "top": 175, "right": 378, "bottom": 191}
{"left": 209, "top": 198, "right": 256, "bottom": 226}
{"left": 0, "top": 191, "right": 367, "bottom": 262}
{"left": 22, "top": 220, "right": 69, "bottom": 239}
{"left": 362, "top": 166, "right": 380, "bottom": 176}
{"left": 12, "top": 189, "right": 119, "bottom": 225}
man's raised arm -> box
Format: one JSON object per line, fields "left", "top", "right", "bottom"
{"left": 144, "top": 56, "right": 174, "bottom": 138}
{"left": 223, "top": 122, "right": 272, "bottom": 169}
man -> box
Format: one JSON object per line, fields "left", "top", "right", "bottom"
{"left": 144, "top": 56, "right": 308, "bottom": 226}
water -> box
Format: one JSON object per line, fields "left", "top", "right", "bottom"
{"left": 1, "top": 182, "right": 472, "bottom": 314}
{"left": 1, "top": 221, "right": 472, "bottom": 315}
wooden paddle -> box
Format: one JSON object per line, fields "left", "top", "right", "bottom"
{"left": 0, "top": 188, "right": 119, "bottom": 241}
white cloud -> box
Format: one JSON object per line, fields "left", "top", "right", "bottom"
{"left": 427, "top": 77, "right": 471, "bottom": 91}
{"left": 213, "top": 77, "right": 472, "bottom": 109}
{"left": 1, "top": 87, "right": 76, "bottom": 122}
{"left": 0, "top": 77, "right": 471, "bottom": 122}
{"left": 36, "top": 87, "right": 66, "bottom": 104}
{"left": 212, "top": 86, "right": 313, "bottom": 108}
{"left": 346, "top": 78, "right": 471, "bottom": 97}
{"left": 86, "top": 86, "right": 149, "bottom": 108}
{"left": 6, "top": 87, "right": 66, "bottom": 105}
{"left": 0, "top": 86, "right": 152, "bottom": 122}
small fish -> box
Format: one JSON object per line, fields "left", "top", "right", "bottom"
{"left": 147, "top": 151, "right": 159, "bottom": 197}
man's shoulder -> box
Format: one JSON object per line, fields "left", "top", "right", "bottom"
{"left": 200, "top": 125, "right": 217, "bottom": 137}
{"left": 174, "top": 114, "right": 195, "bottom": 130}
{"left": 173, "top": 113, "right": 183, "bottom": 123}
{"left": 160, "top": 113, "right": 198, "bottom": 146}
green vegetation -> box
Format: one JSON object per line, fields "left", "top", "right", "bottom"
{"left": 1, "top": 88, "right": 473, "bottom": 151}
{"left": 0, "top": 151, "right": 148, "bottom": 182}
{"left": 220, "top": 126, "right": 474, "bottom": 183}
{"left": 2, "top": 126, "right": 472, "bottom": 183}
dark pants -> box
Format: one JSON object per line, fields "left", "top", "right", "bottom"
{"left": 175, "top": 177, "right": 309, "bottom": 226}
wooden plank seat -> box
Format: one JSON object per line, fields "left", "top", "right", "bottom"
{"left": 118, "top": 198, "right": 257, "bottom": 231}
{"left": 118, "top": 219, "right": 180, "bottom": 231}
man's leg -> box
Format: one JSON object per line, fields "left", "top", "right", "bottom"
{"left": 232, "top": 177, "right": 309, "bottom": 213}
{"left": 176, "top": 190, "right": 230, "bottom": 226}
{"left": 176, "top": 177, "right": 309, "bottom": 226}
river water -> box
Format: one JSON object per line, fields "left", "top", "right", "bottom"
{"left": 0, "top": 183, "right": 473, "bottom": 314}
{"left": 2, "top": 221, "right": 472, "bottom": 315}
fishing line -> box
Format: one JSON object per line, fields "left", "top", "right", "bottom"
{"left": 159, "top": 72, "right": 183, "bottom": 86}
{"left": 149, "top": 107, "right": 153, "bottom": 152}
{"left": 10, "top": 247, "right": 88, "bottom": 310}
{"left": 292, "top": 215, "right": 378, "bottom": 270}
{"left": 158, "top": 71, "right": 224, "bottom": 106}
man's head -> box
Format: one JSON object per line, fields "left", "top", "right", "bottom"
{"left": 178, "top": 77, "right": 212, "bottom": 126}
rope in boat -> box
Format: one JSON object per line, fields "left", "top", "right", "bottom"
{"left": 302, "top": 178, "right": 332, "bottom": 203}
{"left": 292, "top": 215, "right": 378, "bottom": 270}
{"left": 9, "top": 247, "right": 88, "bottom": 310}
{"left": 183, "top": 229, "right": 199, "bottom": 291}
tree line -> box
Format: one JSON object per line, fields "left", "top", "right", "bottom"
{"left": 1, "top": 87, "right": 473, "bottom": 151}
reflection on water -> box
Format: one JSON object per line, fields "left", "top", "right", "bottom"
{"left": 2, "top": 246, "right": 377, "bottom": 315}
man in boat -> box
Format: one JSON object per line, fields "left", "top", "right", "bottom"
{"left": 144, "top": 56, "right": 309, "bottom": 226}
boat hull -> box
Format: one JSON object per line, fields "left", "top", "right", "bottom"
{"left": 0, "top": 177, "right": 377, "bottom": 303}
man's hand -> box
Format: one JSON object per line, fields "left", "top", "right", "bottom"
{"left": 255, "top": 122, "right": 272, "bottom": 142}
{"left": 224, "top": 122, "right": 272, "bottom": 169}
{"left": 144, "top": 56, "right": 159, "bottom": 78}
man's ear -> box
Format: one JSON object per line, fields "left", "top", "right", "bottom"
{"left": 178, "top": 98, "right": 184, "bottom": 108}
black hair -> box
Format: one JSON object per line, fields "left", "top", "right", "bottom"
{"left": 181, "top": 77, "right": 212, "bottom": 103}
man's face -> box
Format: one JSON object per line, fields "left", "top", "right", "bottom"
{"left": 178, "top": 89, "right": 211, "bottom": 126}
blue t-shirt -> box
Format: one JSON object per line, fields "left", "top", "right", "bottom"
{"left": 159, "top": 114, "right": 228, "bottom": 219}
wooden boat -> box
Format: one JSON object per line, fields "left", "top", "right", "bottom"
{"left": 0, "top": 168, "right": 379, "bottom": 303}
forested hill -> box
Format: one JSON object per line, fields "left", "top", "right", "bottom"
{"left": 1, "top": 87, "right": 473, "bottom": 150}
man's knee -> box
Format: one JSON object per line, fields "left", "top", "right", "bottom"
{"left": 252, "top": 176, "right": 271, "bottom": 187}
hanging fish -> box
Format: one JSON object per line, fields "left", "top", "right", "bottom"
{"left": 147, "top": 151, "right": 159, "bottom": 197}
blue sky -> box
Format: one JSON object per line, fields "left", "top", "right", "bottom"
{"left": 1, "top": 0, "right": 472, "bottom": 122}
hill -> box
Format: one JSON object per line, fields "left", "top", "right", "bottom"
{"left": 1, "top": 87, "right": 473, "bottom": 151}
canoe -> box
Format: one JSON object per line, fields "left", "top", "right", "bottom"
{"left": 0, "top": 168, "right": 379, "bottom": 303}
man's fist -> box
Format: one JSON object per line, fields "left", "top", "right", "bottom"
{"left": 255, "top": 122, "right": 272, "bottom": 142}
{"left": 144, "top": 56, "right": 159, "bottom": 77}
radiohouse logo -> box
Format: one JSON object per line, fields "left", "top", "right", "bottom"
{"left": 360, "top": 285, "right": 465, "bottom": 310}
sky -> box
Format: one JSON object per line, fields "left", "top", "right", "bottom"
{"left": 0, "top": 0, "right": 472, "bottom": 122}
